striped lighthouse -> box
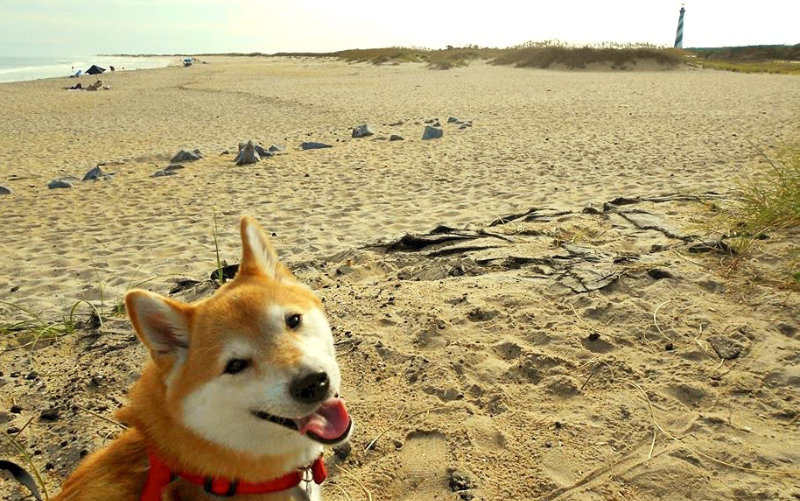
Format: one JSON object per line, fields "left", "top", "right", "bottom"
{"left": 674, "top": 6, "right": 686, "bottom": 48}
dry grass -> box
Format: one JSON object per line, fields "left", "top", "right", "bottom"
{"left": 1, "top": 418, "right": 50, "bottom": 500}
{"left": 734, "top": 145, "right": 800, "bottom": 236}
{"left": 687, "top": 44, "right": 800, "bottom": 75}
{"left": 0, "top": 300, "right": 81, "bottom": 350}
{"left": 275, "top": 42, "right": 681, "bottom": 70}
{"left": 277, "top": 46, "right": 502, "bottom": 69}
{"left": 319, "top": 43, "right": 800, "bottom": 74}
{"left": 691, "top": 59, "right": 800, "bottom": 75}
{"left": 717, "top": 145, "right": 800, "bottom": 286}
{"left": 148, "top": 42, "right": 800, "bottom": 74}
{"left": 689, "top": 44, "right": 800, "bottom": 61}
{"left": 493, "top": 41, "right": 682, "bottom": 69}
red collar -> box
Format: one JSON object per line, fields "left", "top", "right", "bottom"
{"left": 141, "top": 450, "right": 327, "bottom": 500}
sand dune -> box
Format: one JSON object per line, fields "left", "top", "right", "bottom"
{"left": 1, "top": 57, "right": 798, "bottom": 500}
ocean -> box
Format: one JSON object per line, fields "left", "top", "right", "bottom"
{"left": 0, "top": 55, "right": 172, "bottom": 84}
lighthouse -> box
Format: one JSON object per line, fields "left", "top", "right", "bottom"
{"left": 674, "top": 6, "right": 686, "bottom": 48}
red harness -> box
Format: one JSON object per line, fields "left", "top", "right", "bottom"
{"left": 141, "top": 450, "right": 328, "bottom": 500}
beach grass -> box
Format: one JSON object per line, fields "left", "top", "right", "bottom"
{"left": 212, "top": 210, "right": 227, "bottom": 286}
{"left": 333, "top": 46, "right": 504, "bottom": 69}
{"left": 687, "top": 44, "right": 800, "bottom": 75}
{"left": 689, "top": 44, "right": 800, "bottom": 61}
{"left": 720, "top": 145, "right": 800, "bottom": 285}
{"left": 0, "top": 264, "right": 161, "bottom": 349}
{"left": 491, "top": 42, "right": 682, "bottom": 69}
{"left": 690, "top": 59, "right": 800, "bottom": 75}
{"left": 1, "top": 425, "right": 49, "bottom": 501}
{"left": 218, "top": 42, "right": 800, "bottom": 73}
{"left": 275, "top": 46, "right": 499, "bottom": 69}
{"left": 0, "top": 300, "right": 81, "bottom": 349}
{"left": 275, "top": 42, "right": 682, "bottom": 70}
{"left": 736, "top": 146, "right": 800, "bottom": 234}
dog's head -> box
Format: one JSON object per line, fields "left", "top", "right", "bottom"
{"left": 125, "top": 216, "right": 351, "bottom": 457}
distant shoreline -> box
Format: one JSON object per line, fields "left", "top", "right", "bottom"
{"left": 0, "top": 55, "right": 172, "bottom": 85}
{"left": 99, "top": 53, "right": 278, "bottom": 57}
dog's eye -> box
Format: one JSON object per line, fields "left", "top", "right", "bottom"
{"left": 223, "top": 359, "right": 250, "bottom": 375}
{"left": 286, "top": 314, "right": 302, "bottom": 330}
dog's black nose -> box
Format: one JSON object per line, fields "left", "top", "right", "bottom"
{"left": 290, "top": 371, "right": 330, "bottom": 404}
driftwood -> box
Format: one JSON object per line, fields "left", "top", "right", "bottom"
{"left": 359, "top": 193, "right": 731, "bottom": 292}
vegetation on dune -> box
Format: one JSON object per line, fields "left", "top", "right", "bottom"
{"left": 688, "top": 44, "right": 800, "bottom": 61}
{"left": 338, "top": 46, "right": 504, "bottom": 69}
{"left": 688, "top": 59, "right": 800, "bottom": 75}
{"left": 129, "top": 42, "right": 800, "bottom": 74}
{"left": 687, "top": 44, "right": 800, "bottom": 75}
{"left": 277, "top": 42, "right": 683, "bottom": 70}
{"left": 275, "top": 45, "right": 501, "bottom": 69}
{"left": 735, "top": 146, "right": 800, "bottom": 236}
{"left": 492, "top": 41, "right": 682, "bottom": 69}
{"left": 717, "top": 145, "right": 800, "bottom": 287}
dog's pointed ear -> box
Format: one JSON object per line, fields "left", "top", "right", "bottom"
{"left": 237, "top": 216, "right": 292, "bottom": 279}
{"left": 125, "top": 290, "right": 191, "bottom": 362}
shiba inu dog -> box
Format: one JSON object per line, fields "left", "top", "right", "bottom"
{"left": 54, "top": 216, "right": 352, "bottom": 501}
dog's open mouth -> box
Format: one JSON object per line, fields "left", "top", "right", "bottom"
{"left": 250, "top": 398, "right": 352, "bottom": 445}
{"left": 251, "top": 411, "right": 299, "bottom": 431}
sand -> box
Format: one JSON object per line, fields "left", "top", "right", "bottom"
{"left": 1, "top": 57, "right": 799, "bottom": 500}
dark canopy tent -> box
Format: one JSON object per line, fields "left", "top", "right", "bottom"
{"left": 85, "top": 65, "right": 106, "bottom": 75}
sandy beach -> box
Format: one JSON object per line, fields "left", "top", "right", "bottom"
{"left": 1, "top": 57, "right": 799, "bottom": 500}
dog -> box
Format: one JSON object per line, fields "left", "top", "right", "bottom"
{"left": 53, "top": 216, "right": 352, "bottom": 501}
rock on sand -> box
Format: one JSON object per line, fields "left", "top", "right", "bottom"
{"left": 300, "top": 141, "right": 333, "bottom": 150}
{"left": 170, "top": 149, "right": 203, "bottom": 163}
{"left": 47, "top": 179, "right": 73, "bottom": 189}
{"left": 422, "top": 125, "right": 444, "bottom": 140}
{"left": 82, "top": 165, "right": 106, "bottom": 181}
{"left": 352, "top": 124, "right": 375, "bottom": 138}
{"left": 235, "top": 140, "right": 260, "bottom": 165}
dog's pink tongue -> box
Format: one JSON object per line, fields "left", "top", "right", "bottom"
{"left": 297, "top": 398, "right": 351, "bottom": 440}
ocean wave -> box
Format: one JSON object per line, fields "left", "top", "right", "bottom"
{"left": 0, "top": 57, "right": 171, "bottom": 83}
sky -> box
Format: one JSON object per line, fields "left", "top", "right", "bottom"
{"left": 1, "top": 0, "right": 797, "bottom": 57}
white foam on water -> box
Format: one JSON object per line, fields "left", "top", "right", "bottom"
{"left": 0, "top": 56, "right": 171, "bottom": 84}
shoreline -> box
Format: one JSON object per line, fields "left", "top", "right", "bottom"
{"left": 0, "top": 55, "right": 173, "bottom": 85}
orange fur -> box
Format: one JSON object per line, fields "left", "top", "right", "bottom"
{"left": 53, "top": 216, "right": 342, "bottom": 501}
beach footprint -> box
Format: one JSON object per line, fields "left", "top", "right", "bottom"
{"left": 400, "top": 431, "right": 450, "bottom": 500}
